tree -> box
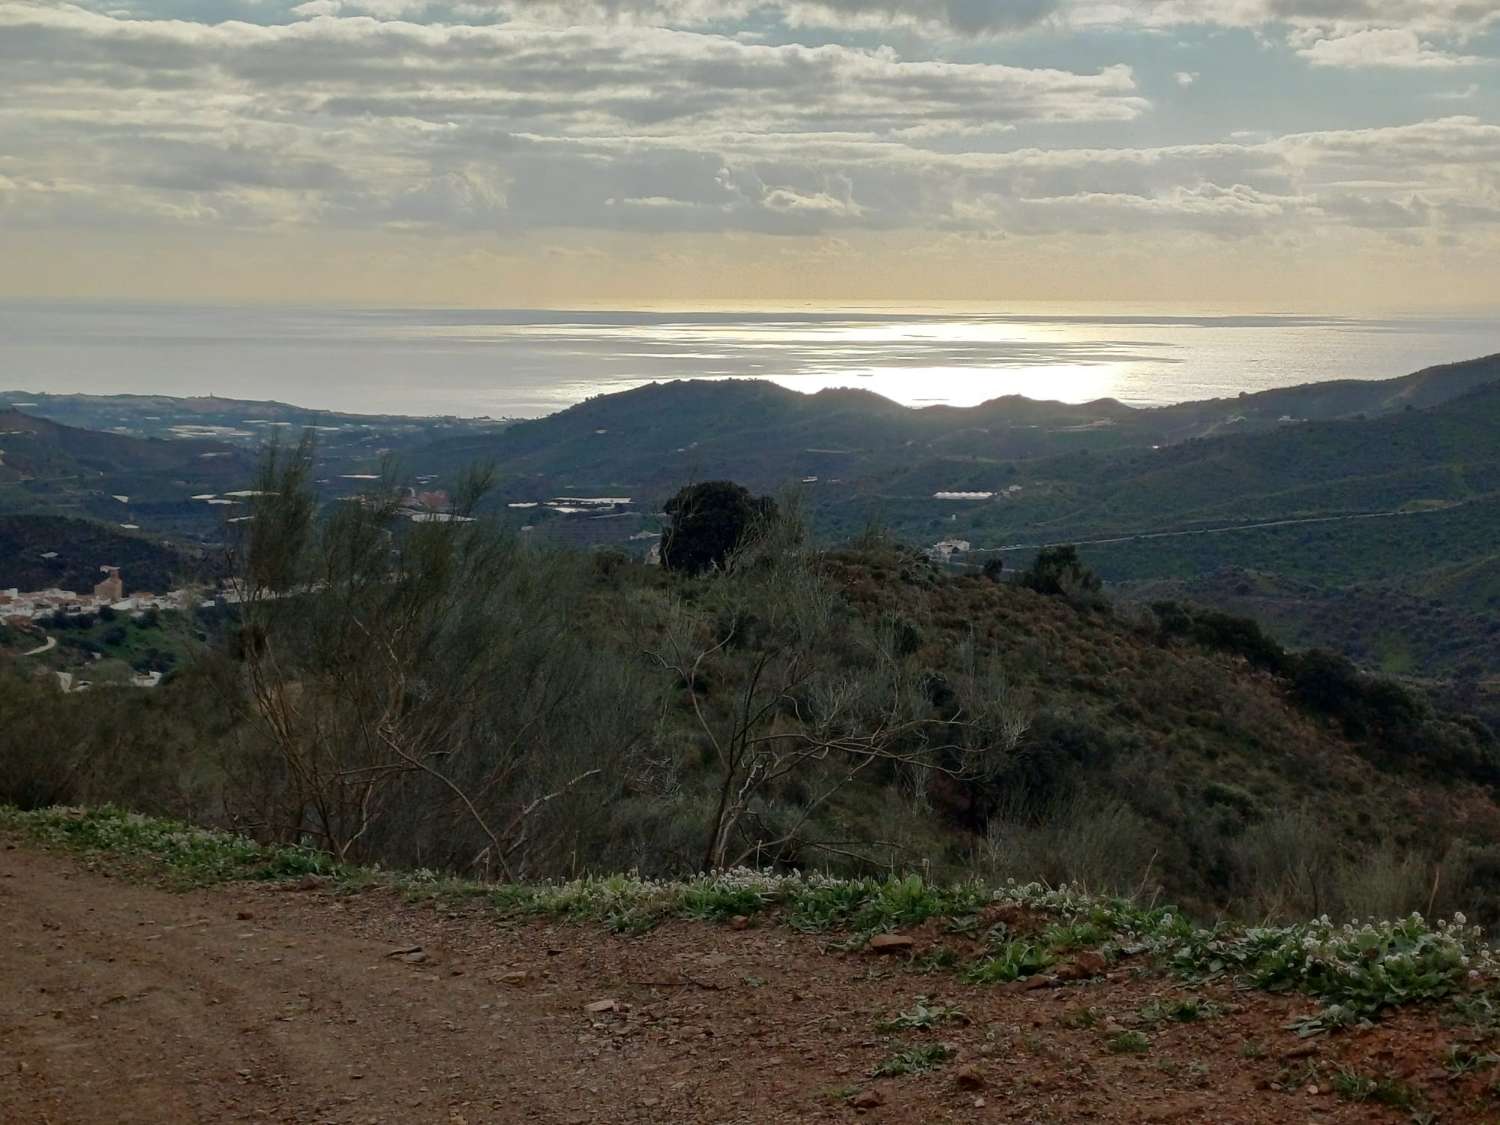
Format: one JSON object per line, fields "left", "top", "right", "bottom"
{"left": 231, "top": 434, "right": 654, "bottom": 875}
{"left": 661, "top": 480, "right": 776, "bottom": 575}
{"left": 650, "top": 505, "right": 1024, "bottom": 870}
{"left": 1018, "top": 545, "right": 1101, "bottom": 599}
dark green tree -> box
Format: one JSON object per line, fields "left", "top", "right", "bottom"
{"left": 661, "top": 480, "right": 776, "bottom": 575}
{"left": 1018, "top": 545, "right": 1101, "bottom": 598}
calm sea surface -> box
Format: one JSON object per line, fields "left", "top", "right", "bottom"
{"left": 2, "top": 302, "right": 1498, "bottom": 418}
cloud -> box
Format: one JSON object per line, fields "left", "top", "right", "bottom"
{"left": 1295, "top": 26, "right": 1485, "bottom": 67}
{"left": 1, "top": 2, "right": 1497, "bottom": 253}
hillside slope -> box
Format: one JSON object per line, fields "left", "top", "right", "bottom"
{"left": 0, "top": 514, "right": 198, "bottom": 592}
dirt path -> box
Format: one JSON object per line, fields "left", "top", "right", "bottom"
{"left": 0, "top": 844, "right": 1483, "bottom": 1123}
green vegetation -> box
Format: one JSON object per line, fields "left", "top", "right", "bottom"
{"left": 1138, "top": 997, "right": 1219, "bottom": 1026}
{"left": 3, "top": 456, "right": 1498, "bottom": 925}
{"left": 1106, "top": 1030, "right": 1151, "bottom": 1054}
{"left": 875, "top": 999, "right": 969, "bottom": 1032}
{"left": 965, "top": 941, "right": 1054, "bottom": 984}
{"left": 870, "top": 1042, "right": 955, "bottom": 1077}
{"left": 1331, "top": 1069, "right": 1421, "bottom": 1109}
{"left": 6, "top": 805, "right": 1500, "bottom": 1040}
{"left": 660, "top": 480, "right": 777, "bottom": 574}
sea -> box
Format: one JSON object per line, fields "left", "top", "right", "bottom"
{"left": 2, "top": 301, "right": 1498, "bottom": 419}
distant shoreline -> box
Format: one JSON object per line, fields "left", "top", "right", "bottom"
{"left": 3, "top": 304, "right": 1499, "bottom": 419}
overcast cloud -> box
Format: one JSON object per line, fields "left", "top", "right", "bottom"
{"left": 1, "top": 0, "right": 1497, "bottom": 303}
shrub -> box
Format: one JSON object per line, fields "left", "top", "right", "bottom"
{"left": 660, "top": 481, "right": 777, "bottom": 575}
{"left": 1017, "top": 545, "right": 1102, "bottom": 602}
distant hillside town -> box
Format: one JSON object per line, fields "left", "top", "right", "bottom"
{"left": 0, "top": 566, "right": 197, "bottom": 624}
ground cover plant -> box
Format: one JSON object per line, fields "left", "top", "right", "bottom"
{"left": 8, "top": 804, "right": 1499, "bottom": 1043}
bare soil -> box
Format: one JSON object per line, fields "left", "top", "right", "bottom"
{"left": 2, "top": 843, "right": 1494, "bottom": 1123}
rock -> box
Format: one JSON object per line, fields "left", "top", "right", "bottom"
{"left": 1054, "top": 952, "right": 1108, "bottom": 981}
{"left": 497, "top": 970, "right": 527, "bottom": 986}
{"left": 954, "top": 1065, "right": 986, "bottom": 1091}
{"left": 402, "top": 951, "right": 429, "bottom": 964}
{"left": 849, "top": 1089, "right": 883, "bottom": 1109}
{"left": 729, "top": 915, "right": 750, "bottom": 931}
{"left": 584, "top": 999, "right": 619, "bottom": 1014}
{"left": 1003, "top": 974, "right": 1053, "bottom": 993}
{"left": 865, "top": 934, "right": 915, "bottom": 955}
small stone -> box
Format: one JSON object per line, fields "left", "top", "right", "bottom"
{"left": 584, "top": 999, "right": 618, "bottom": 1014}
{"left": 1281, "top": 1043, "right": 1319, "bottom": 1061}
{"left": 866, "top": 934, "right": 915, "bottom": 955}
{"left": 954, "top": 1065, "right": 986, "bottom": 1091}
{"left": 729, "top": 915, "right": 750, "bottom": 931}
{"left": 1054, "top": 952, "right": 1108, "bottom": 981}
{"left": 402, "top": 951, "right": 428, "bottom": 964}
{"left": 497, "top": 971, "right": 527, "bottom": 986}
{"left": 849, "top": 1089, "right": 883, "bottom": 1109}
{"left": 236, "top": 910, "right": 255, "bottom": 921}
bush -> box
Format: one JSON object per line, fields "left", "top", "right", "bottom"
{"left": 1018, "top": 545, "right": 1103, "bottom": 604}
{"left": 660, "top": 480, "right": 776, "bottom": 575}
{"left": 1152, "top": 602, "right": 1287, "bottom": 674}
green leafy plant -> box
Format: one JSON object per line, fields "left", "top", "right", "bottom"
{"left": 965, "top": 941, "right": 1053, "bottom": 983}
{"left": 876, "top": 998, "right": 969, "bottom": 1031}
{"left": 1106, "top": 1030, "right": 1151, "bottom": 1054}
{"left": 1443, "top": 1043, "right": 1500, "bottom": 1075}
{"left": 871, "top": 1042, "right": 955, "bottom": 1077}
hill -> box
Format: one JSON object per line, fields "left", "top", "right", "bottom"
{"left": 393, "top": 356, "right": 1500, "bottom": 700}
{"left": 408, "top": 353, "right": 1500, "bottom": 500}
{"left": 0, "top": 407, "right": 244, "bottom": 480}
{"left": 6, "top": 534, "right": 1498, "bottom": 924}
{"left": 0, "top": 514, "right": 199, "bottom": 593}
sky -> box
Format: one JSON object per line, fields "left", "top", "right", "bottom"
{"left": 1, "top": 0, "right": 1499, "bottom": 309}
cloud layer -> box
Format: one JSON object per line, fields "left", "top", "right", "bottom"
{"left": 1, "top": 0, "right": 1497, "bottom": 302}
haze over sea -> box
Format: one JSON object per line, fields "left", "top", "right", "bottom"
{"left": 4, "top": 302, "right": 1499, "bottom": 420}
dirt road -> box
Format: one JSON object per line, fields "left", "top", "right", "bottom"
{"left": 0, "top": 844, "right": 1476, "bottom": 1123}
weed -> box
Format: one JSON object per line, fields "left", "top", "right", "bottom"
{"left": 1107, "top": 1030, "right": 1151, "bottom": 1054}
{"left": 876, "top": 998, "right": 969, "bottom": 1032}
{"left": 1139, "top": 997, "right": 1220, "bottom": 1026}
{"left": 1331, "top": 1069, "right": 1420, "bottom": 1109}
{"left": 1443, "top": 1043, "right": 1500, "bottom": 1075}
{"left": 1332, "top": 1069, "right": 1376, "bottom": 1101}
{"left": 1043, "top": 920, "right": 1107, "bottom": 953}
{"left": 965, "top": 941, "right": 1053, "bottom": 984}
{"left": 870, "top": 1042, "right": 955, "bottom": 1077}
{"left": 678, "top": 883, "right": 767, "bottom": 921}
